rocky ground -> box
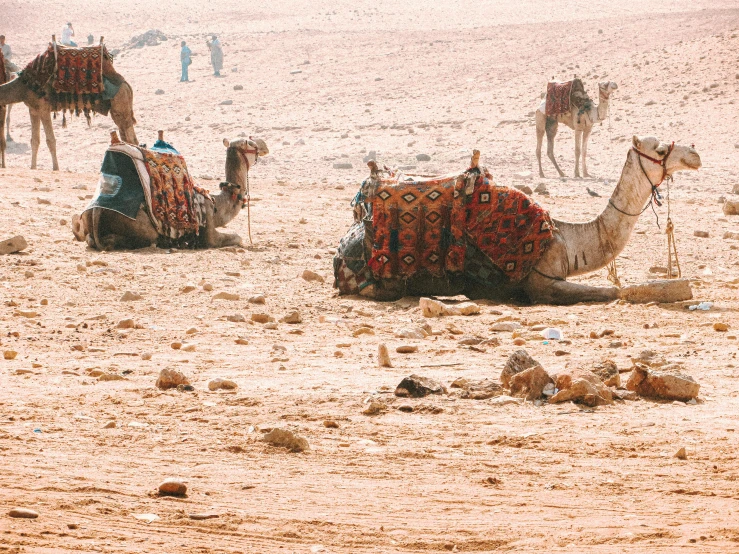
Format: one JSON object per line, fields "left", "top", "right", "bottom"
{"left": 1, "top": 0, "right": 739, "bottom": 552}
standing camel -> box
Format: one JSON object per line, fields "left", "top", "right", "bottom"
{"left": 0, "top": 42, "right": 137, "bottom": 171}
{"left": 334, "top": 136, "right": 701, "bottom": 305}
{"left": 535, "top": 81, "right": 618, "bottom": 178}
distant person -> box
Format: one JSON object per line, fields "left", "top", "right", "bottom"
{"left": 0, "top": 35, "right": 18, "bottom": 74}
{"left": 207, "top": 35, "right": 223, "bottom": 77}
{"left": 60, "top": 22, "right": 77, "bottom": 46}
{"left": 87, "top": 33, "right": 94, "bottom": 45}
{"left": 180, "top": 41, "right": 192, "bottom": 82}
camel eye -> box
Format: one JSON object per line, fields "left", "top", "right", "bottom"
{"left": 656, "top": 146, "right": 667, "bottom": 156}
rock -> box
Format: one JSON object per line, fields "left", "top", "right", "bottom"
{"left": 333, "top": 163, "right": 353, "bottom": 169}
{"left": 4, "top": 350, "right": 17, "bottom": 360}
{"left": 208, "top": 378, "right": 238, "bottom": 391}
{"left": 202, "top": 283, "right": 214, "bottom": 291}
{"left": 116, "top": 318, "right": 135, "bottom": 329}
{"left": 264, "top": 322, "right": 278, "bottom": 330}
{"left": 120, "top": 291, "right": 142, "bottom": 301}
{"left": 723, "top": 200, "right": 739, "bottom": 215}
{"left": 620, "top": 279, "right": 692, "bottom": 304}
{"left": 235, "top": 338, "right": 249, "bottom": 345}
{"left": 8, "top": 508, "right": 39, "bottom": 519}
{"left": 189, "top": 513, "right": 220, "bottom": 520}
{"left": 491, "top": 321, "right": 521, "bottom": 332}
{"left": 419, "top": 297, "right": 480, "bottom": 317}
{"left": 714, "top": 322, "right": 729, "bottom": 332}
{"left": 158, "top": 478, "right": 187, "bottom": 496}
{"left": 0, "top": 235, "right": 28, "bottom": 255}
{"left": 180, "top": 284, "right": 197, "bottom": 293}
{"left": 693, "top": 230, "right": 709, "bottom": 238}
{"left": 734, "top": 183, "right": 739, "bottom": 195}
{"left": 156, "top": 368, "right": 190, "bottom": 390}
{"left": 513, "top": 184, "right": 533, "bottom": 195}
{"left": 262, "top": 428, "right": 309, "bottom": 452}
{"left": 302, "top": 269, "right": 324, "bottom": 283}
{"left": 60, "top": 218, "right": 68, "bottom": 226}
{"left": 248, "top": 294, "right": 266, "bottom": 304}
{"left": 490, "top": 395, "right": 523, "bottom": 406}
{"left": 500, "top": 349, "right": 540, "bottom": 388}
{"left": 141, "top": 352, "right": 152, "bottom": 360}
{"left": 67, "top": 522, "right": 79, "bottom": 529}
{"left": 534, "top": 183, "right": 549, "bottom": 195}
{"left": 395, "top": 374, "right": 446, "bottom": 398}
{"left": 181, "top": 343, "right": 196, "bottom": 352}
{"left": 227, "top": 313, "right": 246, "bottom": 322}
{"left": 281, "top": 310, "right": 302, "bottom": 324}
{"left": 155, "top": 89, "right": 165, "bottom": 95}
{"left": 513, "top": 338, "right": 527, "bottom": 346}
{"left": 396, "top": 345, "right": 418, "bottom": 354}
{"left": 456, "top": 379, "right": 504, "bottom": 400}
{"left": 212, "top": 291, "right": 240, "bottom": 301}
{"left": 612, "top": 389, "right": 638, "bottom": 401}
{"left": 171, "top": 341, "right": 182, "bottom": 350}
{"left": 352, "top": 326, "right": 374, "bottom": 337}
{"left": 98, "top": 373, "right": 124, "bottom": 381}
{"left": 323, "top": 420, "right": 339, "bottom": 428}
{"left": 378, "top": 344, "right": 392, "bottom": 367}
{"left": 363, "top": 400, "right": 387, "bottom": 415}
{"left": 394, "top": 326, "right": 427, "bottom": 339}
{"left": 220, "top": 100, "right": 233, "bottom": 105}
{"left": 591, "top": 360, "right": 621, "bottom": 387}
{"left": 675, "top": 447, "right": 687, "bottom": 460}
{"left": 626, "top": 364, "right": 700, "bottom": 401}
{"left": 103, "top": 421, "right": 117, "bottom": 429}
{"left": 416, "top": 153, "right": 431, "bottom": 161}
{"left": 509, "top": 365, "right": 553, "bottom": 400}
{"left": 251, "top": 313, "right": 275, "bottom": 323}
{"left": 723, "top": 231, "right": 739, "bottom": 240}
{"left": 549, "top": 378, "right": 613, "bottom": 407}
{"left": 398, "top": 404, "right": 414, "bottom": 413}
{"left": 233, "top": 85, "right": 244, "bottom": 91}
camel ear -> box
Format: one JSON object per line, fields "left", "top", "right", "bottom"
{"left": 632, "top": 135, "right": 642, "bottom": 149}
{"left": 223, "top": 138, "right": 230, "bottom": 148}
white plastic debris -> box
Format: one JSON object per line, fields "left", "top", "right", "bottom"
{"left": 540, "top": 327, "right": 563, "bottom": 340}
{"left": 688, "top": 302, "right": 713, "bottom": 311}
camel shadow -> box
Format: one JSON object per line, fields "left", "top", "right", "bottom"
{"left": 5, "top": 141, "right": 29, "bottom": 155}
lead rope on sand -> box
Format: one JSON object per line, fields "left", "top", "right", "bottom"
{"left": 665, "top": 176, "right": 681, "bottom": 279}
{"left": 607, "top": 259, "right": 621, "bottom": 288}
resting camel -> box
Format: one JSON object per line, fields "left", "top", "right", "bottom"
{"left": 334, "top": 136, "right": 701, "bottom": 305}
{"left": 536, "top": 81, "right": 618, "bottom": 178}
{"left": 72, "top": 134, "right": 269, "bottom": 250}
{"left": 0, "top": 43, "right": 137, "bottom": 171}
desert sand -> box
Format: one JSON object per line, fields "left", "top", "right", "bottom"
{"left": 1, "top": 0, "right": 739, "bottom": 552}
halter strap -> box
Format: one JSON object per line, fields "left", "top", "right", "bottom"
{"left": 631, "top": 141, "right": 674, "bottom": 187}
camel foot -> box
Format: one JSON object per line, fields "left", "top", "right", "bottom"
{"left": 71, "top": 214, "right": 87, "bottom": 242}
{"left": 539, "top": 171, "right": 545, "bottom": 178}
{"left": 583, "top": 172, "right": 592, "bottom": 179}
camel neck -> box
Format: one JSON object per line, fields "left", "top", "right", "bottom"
{"left": 596, "top": 95, "right": 610, "bottom": 122}
{"left": 213, "top": 190, "right": 242, "bottom": 228}
{"left": 553, "top": 149, "right": 656, "bottom": 277}
{"left": 0, "top": 78, "right": 28, "bottom": 106}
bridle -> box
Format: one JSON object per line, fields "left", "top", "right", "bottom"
{"left": 219, "top": 140, "right": 260, "bottom": 208}
{"left": 607, "top": 142, "right": 675, "bottom": 225}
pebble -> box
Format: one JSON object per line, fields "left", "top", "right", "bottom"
{"left": 103, "top": 421, "right": 117, "bottom": 429}
{"left": 67, "top": 522, "right": 79, "bottom": 529}
{"left": 233, "top": 85, "right": 244, "bottom": 91}
{"left": 251, "top": 313, "right": 275, "bottom": 323}
{"left": 155, "top": 89, "right": 165, "bottom": 95}
{"left": 4, "top": 350, "right": 17, "bottom": 360}
{"left": 180, "top": 284, "right": 197, "bottom": 293}
{"left": 116, "top": 318, "right": 135, "bottom": 329}
{"left": 0, "top": 235, "right": 28, "bottom": 255}
{"left": 675, "top": 447, "right": 688, "bottom": 460}
{"left": 416, "top": 153, "right": 431, "bottom": 161}
{"left": 396, "top": 345, "right": 418, "bottom": 354}
{"left": 227, "top": 313, "right": 246, "bottom": 322}
{"left": 98, "top": 373, "right": 124, "bottom": 381}
{"left": 158, "top": 478, "right": 187, "bottom": 496}
{"left": 120, "top": 291, "right": 142, "bottom": 301}
{"left": 395, "top": 374, "right": 446, "bottom": 398}
{"left": 352, "top": 327, "right": 374, "bottom": 337}
{"left": 235, "top": 338, "right": 249, "bottom": 345}
{"left": 302, "top": 269, "right": 325, "bottom": 283}
{"left": 248, "top": 294, "right": 266, "bottom": 304}
{"left": 714, "top": 322, "right": 729, "bottom": 332}
{"left": 8, "top": 508, "right": 39, "bottom": 519}
{"left": 212, "top": 291, "right": 240, "bottom": 301}
{"left": 181, "top": 343, "right": 196, "bottom": 352}
{"left": 492, "top": 321, "right": 521, "bottom": 332}
{"left": 323, "top": 420, "right": 339, "bottom": 428}
{"left": 60, "top": 219, "right": 68, "bottom": 226}
{"left": 264, "top": 322, "right": 278, "bottom": 330}
{"left": 513, "top": 184, "right": 533, "bottom": 195}
{"left": 263, "top": 428, "right": 309, "bottom": 452}
{"left": 394, "top": 326, "right": 427, "bottom": 339}
{"left": 171, "top": 341, "right": 182, "bottom": 350}
{"left": 513, "top": 338, "right": 526, "bottom": 346}
{"left": 141, "top": 352, "right": 152, "bottom": 360}
{"left": 202, "top": 283, "right": 214, "bottom": 291}
{"left": 333, "top": 163, "right": 353, "bottom": 169}
{"left": 281, "top": 310, "right": 302, "bottom": 324}
{"left": 378, "top": 344, "right": 392, "bottom": 367}
{"left": 189, "top": 513, "right": 220, "bottom": 520}
{"left": 156, "top": 368, "right": 190, "bottom": 390}
{"left": 208, "top": 378, "right": 238, "bottom": 391}
{"left": 693, "top": 230, "right": 709, "bottom": 238}
{"left": 185, "top": 327, "right": 198, "bottom": 335}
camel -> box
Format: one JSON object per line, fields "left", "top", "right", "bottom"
{"left": 72, "top": 133, "right": 269, "bottom": 251}
{"left": 535, "top": 81, "right": 618, "bottom": 179}
{"left": 0, "top": 42, "right": 137, "bottom": 171}
{"left": 334, "top": 136, "right": 701, "bottom": 305}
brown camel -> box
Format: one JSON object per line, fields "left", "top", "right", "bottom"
{"left": 535, "top": 81, "right": 618, "bottom": 178}
{"left": 0, "top": 43, "right": 137, "bottom": 171}
{"left": 72, "top": 134, "right": 269, "bottom": 250}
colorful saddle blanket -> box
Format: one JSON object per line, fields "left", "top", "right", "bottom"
{"left": 357, "top": 168, "right": 554, "bottom": 284}
{"left": 85, "top": 141, "right": 212, "bottom": 239}
{"left": 19, "top": 44, "right": 121, "bottom": 114}
{"left": 545, "top": 78, "right": 587, "bottom": 117}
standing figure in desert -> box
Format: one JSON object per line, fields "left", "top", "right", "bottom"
{"left": 207, "top": 35, "right": 223, "bottom": 77}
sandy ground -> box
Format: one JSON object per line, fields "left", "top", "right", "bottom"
{"left": 2, "top": 1, "right": 739, "bottom": 552}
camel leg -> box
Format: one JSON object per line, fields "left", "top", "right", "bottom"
{"left": 205, "top": 229, "right": 243, "bottom": 248}
{"left": 524, "top": 273, "right": 619, "bottom": 305}
{"left": 582, "top": 127, "right": 592, "bottom": 178}
{"left": 0, "top": 106, "right": 5, "bottom": 168}
{"left": 6, "top": 104, "right": 12, "bottom": 142}
{"left": 39, "top": 110, "right": 59, "bottom": 171}
{"left": 545, "top": 117, "right": 565, "bottom": 178}
{"left": 574, "top": 130, "right": 582, "bottom": 179}
{"left": 29, "top": 110, "right": 41, "bottom": 170}
{"left": 535, "top": 114, "right": 546, "bottom": 178}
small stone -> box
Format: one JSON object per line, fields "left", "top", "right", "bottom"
{"left": 395, "top": 374, "right": 446, "bottom": 398}
{"left": 323, "top": 420, "right": 339, "bottom": 428}
{"left": 416, "top": 153, "right": 431, "bottom": 161}
{"left": 4, "top": 350, "right": 18, "bottom": 360}
{"left": 156, "top": 368, "right": 190, "bottom": 390}
{"left": 419, "top": 297, "right": 480, "bottom": 317}
{"left": 251, "top": 313, "right": 275, "bottom": 324}
{"left": 98, "top": 373, "right": 124, "bottom": 381}
{"left": 154, "top": 89, "right": 165, "bottom": 95}
{"left": 227, "top": 313, "right": 246, "bottom": 322}
{"left": 171, "top": 341, "right": 182, "bottom": 350}
{"left": 60, "top": 219, "right": 68, "bottom": 226}
{"left": 591, "top": 360, "right": 621, "bottom": 387}
{"left": 263, "top": 428, "right": 309, "bottom": 452}
{"left": 490, "top": 395, "right": 523, "bottom": 406}
{"left": 189, "top": 513, "right": 220, "bottom": 520}
{"left": 513, "top": 338, "right": 527, "bottom": 346}
{"left": 103, "top": 421, "right": 117, "bottom": 429}
{"left": 491, "top": 321, "right": 521, "bottom": 332}
{"left": 333, "top": 163, "right": 353, "bottom": 169}
{"left": 202, "top": 283, "right": 214, "bottom": 291}
{"left": 352, "top": 327, "right": 374, "bottom": 337}
{"left": 714, "top": 322, "right": 729, "bottom": 332}
{"left": 724, "top": 200, "right": 739, "bottom": 215}
{"left": 24, "top": 270, "right": 34, "bottom": 278}
{"left": 212, "top": 291, "right": 240, "bottom": 301}
{"left": 398, "top": 404, "right": 414, "bottom": 413}
{"left": 626, "top": 363, "right": 699, "bottom": 401}
{"left": 500, "top": 349, "right": 539, "bottom": 388}
{"left": 675, "top": 447, "right": 687, "bottom": 460}
{"left": 180, "top": 284, "right": 197, "bottom": 293}
{"left": 235, "top": 338, "right": 249, "bottom": 345}
{"left": 77, "top": 264, "right": 87, "bottom": 272}
{"left": 208, "top": 378, "right": 238, "bottom": 391}
{"left": 513, "top": 184, "right": 533, "bottom": 195}
{"left": 40, "top": 299, "right": 48, "bottom": 305}
{"left": 67, "top": 522, "right": 79, "bottom": 529}
{"left": 181, "top": 343, "right": 196, "bottom": 352}
{"left": 141, "top": 352, "right": 152, "bottom": 360}
{"left": 116, "top": 318, "right": 135, "bottom": 329}
{"left": 396, "top": 345, "right": 418, "bottom": 354}
{"left": 16, "top": 310, "right": 38, "bottom": 318}
{"left": 281, "top": 310, "right": 302, "bottom": 324}
{"left": 509, "top": 365, "right": 553, "bottom": 400}
{"left": 264, "top": 322, "right": 278, "bottom": 330}
{"left": 248, "top": 294, "right": 266, "bottom": 304}
{"left": 620, "top": 279, "right": 692, "bottom": 304}
{"left": 8, "top": 508, "right": 39, "bottom": 519}
{"left": 302, "top": 269, "right": 325, "bottom": 283}
{"left": 158, "top": 478, "right": 187, "bottom": 496}
{"left": 185, "top": 327, "right": 198, "bottom": 335}
{"left": 233, "top": 85, "right": 244, "bottom": 91}
{"left": 0, "top": 236, "right": 28, "bottom": 255}
{"left": 394, "top": 326, "right": 427, "bottom": 339}
{"left": 363, "top": 400, "right": 387, "bottom": 415}
{"left": 378, "top": 344, "right": 392, "bottom": 367}
{"left": 693, "top": 230, "right": 709, "bottom": 238}
{"left": 120, "top": 291, "right": 142, "bottom": 302}
{"left": 220, "top": 100, "right": 233, "bottom": 105}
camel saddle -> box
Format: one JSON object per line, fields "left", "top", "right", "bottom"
{"left": 545, "top": 78, "right": 588, "bottom": 117}
{"left": 84, "top": 140, "right": 212, "bottom": 240}
{"left": 350, "top": 166, "right": 555, "bottom": 285}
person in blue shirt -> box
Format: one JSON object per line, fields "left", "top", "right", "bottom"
{"left": 180, "top": 41, "right": 192, "bottom": 82}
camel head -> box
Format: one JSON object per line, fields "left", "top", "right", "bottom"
{"left": 631, "top": 136, "right": 702, "bottom": 183}
{"left": 223, "top": 136, "right": 269, "bottom": 169}
{"left": 598, "top": 81, "right": 618, "bottom": 99}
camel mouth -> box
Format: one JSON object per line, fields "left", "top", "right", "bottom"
{"left": 683, "top": 153, "right": 702, "bottom": 170}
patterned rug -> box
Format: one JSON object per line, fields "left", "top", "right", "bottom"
{"left": 465, "top": 173, "right": 554, "bottom": 283}
{"left": 368, "top": 173, "right": 467, "bottom": 280}
{"left": 141, "top": 147, "right": 212, "bottom": 238}
{"left": 19, "top": 44, "right": 117, "bottom": 115}
{"left": 545, "top": 78, "right": 588, "bottom": 117}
